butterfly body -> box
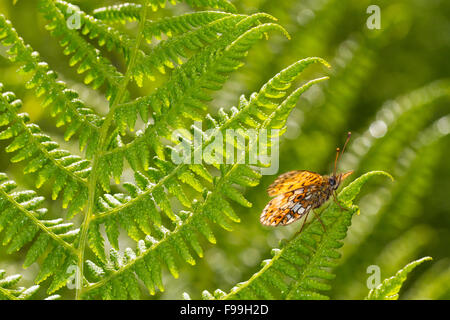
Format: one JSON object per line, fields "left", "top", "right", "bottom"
{"left": 260, "top": 170, "right": 352, "bottom": 226}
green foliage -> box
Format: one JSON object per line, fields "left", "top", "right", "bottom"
{"left": 366, "top": 257, "right": 432, "bottom": 300}
{"left": 0, "top": 269, "right": 59, "bottom": 300}
{"left": 196, "top": 171, "right": 392, "bottom": 300}
{"left": 0, "top": 0, "right": 448, "bottom": 300}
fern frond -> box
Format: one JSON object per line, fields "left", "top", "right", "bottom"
{"left": 38, "top": 0, "right": 124, "bottom": 101}
{"left": 366, "top": 256, "right": 432, "bottom": 300}
{"left": 93, "top": 0, "right": 236, "bottom": 24}
{"left": 0, "top": 14, "right": 102, "bottom": 155}
{"left": 55, "top": 0, "right": 137, "bottom": 62}
{"left": 142, "top": 11, "right": 236, "bottom": 43}
{"left": 0, "top": 172, "right": 79, "bottom": 294}
{"left": 145, "top": 0, "right": 236, "bottom": 13}
{"left": 102, "top": 14, "right": 288, "bottom": 173}
{"left": 333, "top": 113, "right": 450, "bottom": 299}
{"left": 93, "top": 3, "right": 142, "bottom": 23}
{"left": 131, "top": 12, "right": 250, "bottom": 86}
{"left": 92, "top": 57, "right": 329, "bottom": 242}
{"left": 345, "top": 79, "right": 450, "bottom": 176}
{"left": 78, "top": 58, "right": 330, "bottom": 299}
{"left": 199, "top": 171, "right": 393, "bottom": 300}
{"left": 0, "top": 86, "right": 89, "bottom": 216}
{"left": 403, "top": 259, "right": 450, "bottom": 299}
{"left": 0, "top": 269, "right": 59, "bottom": 300}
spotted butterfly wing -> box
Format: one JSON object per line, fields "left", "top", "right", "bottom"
{"left": 261, "top": 185, "right": 321, "bottom": 226}
{"left": 261, "top": 171, "right": 329, "bottom": 226}
{"left": 267, "top": 170, "right": 324, "bottom": 196}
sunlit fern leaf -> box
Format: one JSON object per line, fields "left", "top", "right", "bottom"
{"left": 93, "top": 3, "right": 143, "bottom": 23}
{"left": 131, "top": 13, "right": 251, "bottom": 86}
{"left": 0, "top": 172, "right": 79, "bottom": 294}
{"left": 0, "top": 15, "right": 102, "bottom": 156}
{"left": 403, "top": 259, "right": 450, "bottom": 300}
{"left": 333, "top": 115, "right": 450, "bottom": 299}
{"left": 38, "top": 0, "right": 124, "bottom": 101}
{"left": 93, "top": 0, "right": 236, "bottom": 24}
{"left": 55, "top": 0, "right": 137, "bottom": 62}
{"left": 77, "top": 58, "right": 330, "bottom": 299}
{"left": 90, "top": 57, "right": 329, "bottom": 250}
{"left": 0, "top": 269, "right": 60, "bottom": 300}
{"left": 0, "top": 85, "right": 90, "bottom": 216}
{"left": 145, "top": 0, "right": 236, "bottom": 13}
{"left": 104, "top": 14, "right": 289, "bottom": 170}
{"left": 197, "top": 171, "right": 393, "bottom": 300}
{"left": 366, "top": 256, "right": 432, "bottom": 300}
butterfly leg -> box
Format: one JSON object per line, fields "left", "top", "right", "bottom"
{"left": 294, "top": 210, "right": 311, "bottom": 237}
{"left": 312, "top": 210, "right": 326, "bottom": 232}
{"left": 333, "top": 191, "right": 348, "bottom": 211}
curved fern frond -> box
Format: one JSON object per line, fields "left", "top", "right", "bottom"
{"left": 344, "top": 79, "right": 450, "bottom": 176}
{"left": 145, "top": 0, "right": 236, "bottom": 13}
{"left": 93, "top": 0, "right": 236, "bottom": 24}
{"left": 366, "top": 256, "right": 432, "bottom": 300}
{"left": 0, "top": 172, "right": 79, "bottom": 294}
{"left": 333, "top": 113, "right": 450, "bottom": 299}
{"left": 102, "top": 14, "right": 289, "bottom": 174}
{"left": 142, "top": 11, "right": 236, "bottom": 43}
{"left": 55, "top": 1, "right": 137, "bottom": 62}
{"left": 198, "top": 171, "right": 393, "bottom": 300}
{"left": 131, "top": 12, "right": 251, "bottom": 86}
{"left": 92, "top": 57, "right": 329, "bottom": 240}
{"left": 0, "top": 14, "right": 102, "bottom": 155}
{"left": 0, "top": 269, "right": 59, "bottom": 300}
{"left": 38, "top": 0, "right": 124, "bottom": 101}
{"left": 93, "top": 3, "right": 142, "bottom": 23}
{"left": 77, "top": 58, "right": 330, "bottom": 299}
{"left": 403, "top": 259, "right": 450, "bottom": 300}
{"left": 0, "top": 86, "right": 89, "bottom": 216}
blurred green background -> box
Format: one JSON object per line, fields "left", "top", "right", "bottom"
{"left": 0, "top": 0, "right": 449, "bottom": 299}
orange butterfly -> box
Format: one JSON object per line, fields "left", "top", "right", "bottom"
{"left": 260, "top": 132, "right": 353, "bottom": 233}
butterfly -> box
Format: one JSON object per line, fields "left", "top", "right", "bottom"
{"left": 260, "top": 132, "right": 353, "bottom": 233}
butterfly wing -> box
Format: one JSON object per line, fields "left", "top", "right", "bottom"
{"left": 260, "top": 185, "right": 321, "bottom": 226}
{"left": 267, "top": 170, "right": 324, "bottom": 197}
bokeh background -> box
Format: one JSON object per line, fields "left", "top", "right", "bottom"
{"left": 0, "top": 0, "right": 449, "bottom": 299}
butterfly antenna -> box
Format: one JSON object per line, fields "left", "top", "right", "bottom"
{"left": 334, "top": 132, "right": 352, "bottom": 176}
{"left": 340, "top": 132, "right": 352, "bottom": 159}
{"left": 333, "top": 147, "right": 340, "bottom": 177}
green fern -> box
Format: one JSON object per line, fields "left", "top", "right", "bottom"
{"left": 192, "top": 171, "right": 392, "bottom": 300}
{"left": 0, "top": 0, "right": 445, "bottom": 301}
{"left": 366, "top": 257, "right": 432, "bottom": 300}
{"left": 0, "top": 0, "right": 331, "bottom": 300}
{"left": 0, "top": 269, "right": 59, "bottom": 300}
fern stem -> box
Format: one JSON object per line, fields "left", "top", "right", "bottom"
{"left": 74, "top": 2, "right": 149, "bottom": 300}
